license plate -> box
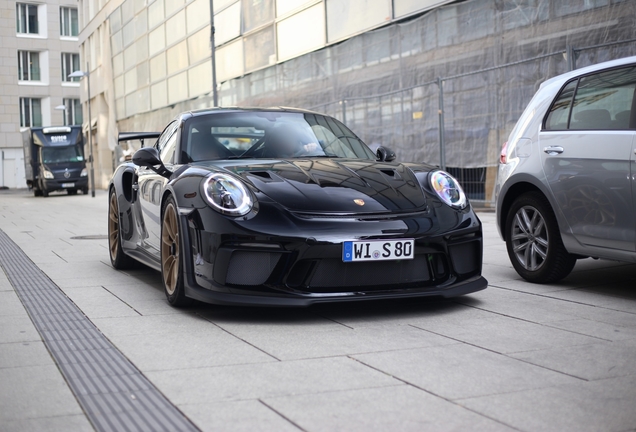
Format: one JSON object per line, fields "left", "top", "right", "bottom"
{"left": 62, "top": 183, "right": 75, "bottom": 188}
{"left": 342, "top": 239, "right": 414, "bottom": 262}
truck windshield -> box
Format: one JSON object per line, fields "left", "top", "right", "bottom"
{"left": 41, "top": 146, "right": 84, "bottom": 164}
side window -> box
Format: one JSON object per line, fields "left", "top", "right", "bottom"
{"left": 545, "top": 66, "right": 636, "bottom": 131}
{"left": 159, "top": 133, "right": 178, "bottom": 164}
{"left": 155, "top": 121, "right": 179, "bottom": 164}
{"left": 156, "top": 121, "right": 178, "bottom": 151}
{"left": 545, "top": 80, "right": 577, "bottom": 130}
{"left": 570, "top": 66, "right": 636, "bottom": 130}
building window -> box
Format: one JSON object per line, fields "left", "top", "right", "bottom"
{"left": 63, "top": 98, "right": 83, "bottom": 125}
{"left": 16, "top": 3, "right": 39, "bottom": 34}
{"left": 17, "top": 51, "right": 41, "bottom": 81}
{"left": 60, "top": 7, "right": 79, "bottom": 37}
{"left": 62, "top": 53, "right": 80, "bottom": 82}
{"left": 20, "top": 98, "right": 42, "bottom": 127}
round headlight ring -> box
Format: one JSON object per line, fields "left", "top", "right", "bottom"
{"left": 203, "top": 173, "right": 253, "bottom": 216}
{"left": 429, "top": 170, "right": 467, "bottom": 209}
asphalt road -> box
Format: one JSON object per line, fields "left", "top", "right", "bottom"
{"left": 1, "top": 188, "right": 635, "bottom": 432}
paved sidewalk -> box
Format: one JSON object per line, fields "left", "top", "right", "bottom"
{"left": 1, "top": 189, "right": 635, "bottom": 431}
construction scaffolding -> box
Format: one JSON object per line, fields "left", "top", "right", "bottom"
{"left": 118, "top": 0, "right": 636, "bottom": 205}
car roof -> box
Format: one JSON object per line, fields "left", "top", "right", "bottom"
{"left": 540, "top": 55, "right": 636, "bottom": 89}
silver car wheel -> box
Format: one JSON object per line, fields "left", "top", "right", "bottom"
{"left": 511, "top": 205, "right": 548, "bottom": 271}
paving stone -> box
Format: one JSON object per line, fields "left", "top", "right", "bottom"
{"left": 212, "top": 320, "right": 459, "bottom": 360}
{"left": 146, "top": 357, "right": 400, "bottom": 405}
{"left": 265, "top": 385, "right": 515, "bottom": 432}
{"left": 456, "top": 287, "right": 589, "bottom": 323}
{"left": 0, "top": 315, "right": 42, "bottom": 344}
{"left": 413, "top": 314, "right": 604, "bottom": 354}
{"left": 109, "top": 326, "right": 276, "bottom": 371}
{"left": 540, "top": 288, "right": 636, "bottom": 314}
{"left": 180, "top": 400, "right": 300, "bottom": 432}
{"left": 353, "top": 344, "right": 581, "bottom": 400}
{"left": 0, "top": 291, "right": 28, "bottom": 316}
{"left": 92, "top": 313, "right": 223, "bottom": 338}
{"left": 1, "top": 414, "right": 94, "bottom": 432}
{"left": 459, "top": 375, "right": 636, "bottom": 432}
{"left": 60, "top": 287, "right": 141, "bottom": 318}
{"left": 0, "top": 341, "right": 53, "bottom": 369}
{"left": 313, "top": 297, "right": 494, "bottom": 329}
{"left": 510, "top": 341, "right": 636, "bottom": 380}
{"left": 544, "top": 318, "right": 636, "bottom": 341}
{"left": 0, "top": 365, "right": 84, "bottom": 421}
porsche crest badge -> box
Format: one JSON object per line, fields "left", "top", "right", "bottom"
{"left": 354, "top": 199, "right": 365, "bottom": 206}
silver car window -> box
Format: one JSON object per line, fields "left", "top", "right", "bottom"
{"left": 570, "top": 66, "right": 636, "bottom": 130}
{"left": 545, "top": 66, "right": 636, "bottom": 131}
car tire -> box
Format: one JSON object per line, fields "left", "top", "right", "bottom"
{"left": 68, "top": 189, "right": 78, "bottom": 195}
{"left": 108, "top": 189, "right": 136, "bottom": 269}
{"left": 82, "top": 187, "right": 89, "bottom": 194}
{"left": 161, "top": 195, "right": 192, "bottom": 307}
{"left": 505, "top": 192, "right": 576, "bottom": 283}
{"left": 42, "top": 189, "right": 49, "bottom": 197}
{"left": 33, "top": 188, "right": 42, "bottom": 197}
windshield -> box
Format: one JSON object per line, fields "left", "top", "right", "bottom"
{"left": 41, "top": 146, "right": 84, "bottom": 164}
{"left": 183, "top": 112, "right": 376, "bottom": 162}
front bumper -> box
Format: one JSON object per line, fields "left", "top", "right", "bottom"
{"left": 184, "top": 274, "right": 487, "bottom": 306}
{"left": 180, "top": 204, "right": 487, "bottom": 306}
{"left": 43, "top": 177, "right": 88, "bottom": 191}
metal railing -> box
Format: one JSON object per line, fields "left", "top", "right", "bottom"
{"left": 308, "top": 39, "right": 636, "bottom": 206}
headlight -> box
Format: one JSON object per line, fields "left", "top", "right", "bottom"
{"left": 429, "top": 170, "right": 467, "bottom": 209}
{"left": 43, "top": 169, "right": 54, "bottom": 179}
{"left": 203, "top": 173, "right": 253, "bottom": 216}
{"left": 80, "top": 168, "right": 87, "bottom": 177}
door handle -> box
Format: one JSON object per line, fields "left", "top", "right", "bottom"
{"left": 543, "top": 146, "right": 564, "bottom": 155}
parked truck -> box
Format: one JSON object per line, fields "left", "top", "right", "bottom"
{"left": 22, "top": 126, "right": 88, "bottom": 197}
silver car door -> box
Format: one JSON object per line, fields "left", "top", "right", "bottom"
{"left": 540, "top": 66, "right": 636, "bottom": 252}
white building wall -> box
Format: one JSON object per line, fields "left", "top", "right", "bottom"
{"left": 0, "top": 0, "right": 81, "bottom": 189}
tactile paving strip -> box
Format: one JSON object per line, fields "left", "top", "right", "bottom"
{"left": 0, "top": 229, "right": 199, "bottom": 432}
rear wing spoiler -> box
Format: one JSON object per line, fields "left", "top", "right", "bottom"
{"left": 118, "top": 132, "right": 161, "bottom": 147}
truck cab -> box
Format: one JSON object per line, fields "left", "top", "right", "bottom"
{"left": 23, "top": 126, "right": 88, "bottom": 197}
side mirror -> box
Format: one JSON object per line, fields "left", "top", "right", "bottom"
{"left": 376, "top": 146, "right": 396, "bottom": 162}
{"left": 132, "top": 147, "right": 171, "bottom": 177}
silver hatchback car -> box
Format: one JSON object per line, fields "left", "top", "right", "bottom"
{"left": 495, "top": 56, "right": 636, "bottom": 283}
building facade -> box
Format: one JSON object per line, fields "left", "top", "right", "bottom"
{"left": 76, "top": 0, "right": 635, "bottom": 199}
{"left": 0, "top": 0, "right": 82, "bottom": 188}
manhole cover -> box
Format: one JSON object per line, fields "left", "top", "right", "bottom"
{"left": 70, "top": 235, "right": 108, "bottom": 240}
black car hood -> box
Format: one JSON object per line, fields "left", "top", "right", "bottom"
{"left": 216, "top": 158, "right": 427, "bottom": 213}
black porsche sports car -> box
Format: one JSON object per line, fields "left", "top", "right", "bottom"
{"left": 109, "top": 108, "right": 487, "bottom": 306}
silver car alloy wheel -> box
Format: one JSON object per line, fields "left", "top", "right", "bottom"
{"left": 510, "top": 205, "right": 549, "bottom": 271}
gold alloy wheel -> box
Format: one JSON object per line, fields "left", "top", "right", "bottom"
{"left": 161, "top": 202, "right": 180, "bottom": 295}
{"left": 108, "top": 192, "right": 120, "bottom": 261}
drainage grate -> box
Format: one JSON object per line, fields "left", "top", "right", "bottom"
{"left": 0, "top": 229, "right": 199, "bottom": 432}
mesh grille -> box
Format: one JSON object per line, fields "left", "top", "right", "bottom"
{"left": 448, "top": 240, "right": 481, "bottom": 275}
{"left": 226, "top": 251, "right": 282, "bottom": 285}
{"left": 304, "top": 255, "right": 433, "bottom": 290}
